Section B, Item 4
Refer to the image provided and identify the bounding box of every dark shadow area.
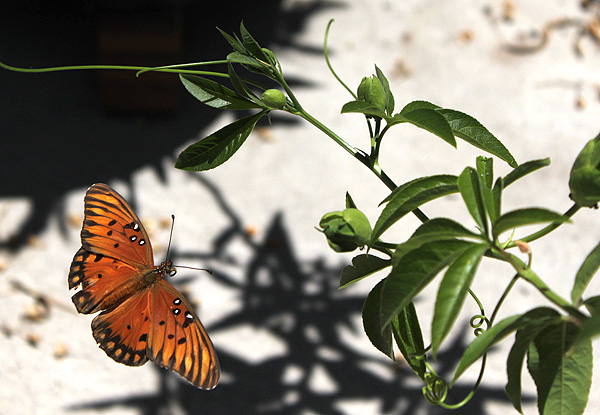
[3,3,534,412]
[0,0,345,249]
[66,175,533,415]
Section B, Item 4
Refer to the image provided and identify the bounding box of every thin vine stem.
[297,107,431,224]
[0,60,228,77]
[323,19,375,143]
[429,268,525,410]
[490,274,520,326]
[439,355,487,410]
[134,61,228,76]
[431,289,488,409]
[320,19,429,222]
[323,19,356,99]
[272,71,305,114]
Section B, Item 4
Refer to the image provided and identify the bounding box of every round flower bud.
[261,89,287,109]
[357,75,386,112]
[319,208,372,252]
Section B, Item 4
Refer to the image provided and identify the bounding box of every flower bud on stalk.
[261,89,287,109]
[319,208,372,252]
[357,75,386,113]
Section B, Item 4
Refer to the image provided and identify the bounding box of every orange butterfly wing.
[69,183,152,314]
[69,247,142,314]
[68,183,220,389]
[90,288,152,366]
[79,183,154,267]
[147,279,220,389]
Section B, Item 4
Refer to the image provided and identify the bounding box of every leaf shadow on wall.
[66,175,534,415]
[0,0,344,250]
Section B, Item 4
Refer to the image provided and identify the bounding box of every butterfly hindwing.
[91,289,152,367]
[147,279,220,390]
[82,183,153,268]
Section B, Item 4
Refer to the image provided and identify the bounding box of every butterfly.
[68,183,220,389]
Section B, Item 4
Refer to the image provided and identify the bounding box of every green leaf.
[371,175,459,245]
[504,308,561,413]
[180,74,261,110]
[476,157,498,221]
[226,51,266,69]
[363,279,393,358]
[503,158,551,188]
[239,21,268,62]
[476,156,494,188]
[340,254,391,288]
[399,100,441,113]
[392,301,426,378]
[572,310,600,359]
[437,108,518,168]
[390,108,456,147]
[569,132,600,207]
[227,63,260,104]
[374,65,395,116]
[175,111,266,171]
[491,177,503,222]
[458,167,488,234]
[492,208,569,240]
[381,240,475,328]
[582,295,600,313]
[452,308,560,384]
[345,192,357,209]
[217,27,245,54]
[572,241,600,305]
[412,217,482,239]
[431,245,488,355]
[394,218,483,262]
[341,100,388,119]
[528,322,592,415]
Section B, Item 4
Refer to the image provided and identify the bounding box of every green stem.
[134,61,228,76]
[297,110,430,222]
[371,119,382,160]
[298,111,362,159]
[496,250,586,319]
[370,240,395,257]
[468,289,486,319]
[0,60,228,77]
[438,279,518,410]
[268,66,306,114]
[506,203,580,247]
[489,275,519,325]
[323,19,357,100]
[437,276,520,409]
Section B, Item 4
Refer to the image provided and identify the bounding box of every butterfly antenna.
[166,214,175,262]
[173,265,213,275]
[167,215,212,275]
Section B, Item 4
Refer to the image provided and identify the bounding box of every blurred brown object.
[97,8,182,113]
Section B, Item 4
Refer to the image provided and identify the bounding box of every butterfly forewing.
[69,247,141,314]
[82,183,153,268]
[148,279,220,390]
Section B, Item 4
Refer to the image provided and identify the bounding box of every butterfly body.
[68,183,219,389]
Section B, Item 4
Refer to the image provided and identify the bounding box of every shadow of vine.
[66,176,533,415]
[0,0,344,249]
